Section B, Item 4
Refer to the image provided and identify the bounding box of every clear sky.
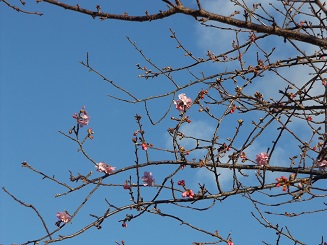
[1,1,326,244]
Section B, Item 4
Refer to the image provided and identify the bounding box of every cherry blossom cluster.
[142,171,155,186]
[238,152,269,166]
[122,172,155,190]
[95,162,115,174]
[72,106,90,127]
[255,152,269,166]
[227,239,234,245]
[69,106,95,139]
[178,180,194,199]
[174,93,192,111]
[315,159,327,170]
[55,211,71,226]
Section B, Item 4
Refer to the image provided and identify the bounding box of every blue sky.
[1,1,326,244]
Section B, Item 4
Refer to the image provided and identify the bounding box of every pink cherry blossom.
[179,93,192,107]
[72,106,90,127]
[142,171,155,186]
[174,93,192,111]
[174,100,185,111]
[56,211,71,223]
[182,189,194,198]
[256,152,269,166]
[142,143,148,150]
[315,159,327,169]
[96,162,115,174]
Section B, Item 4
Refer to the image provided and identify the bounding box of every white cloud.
[179,120,214,147]
[164,120,215,152]
[194,166,234,190]
[195,0,261,53]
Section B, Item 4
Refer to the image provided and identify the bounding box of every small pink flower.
[230,104,236,114]
[179,93,192,107]
[315,159,327,169]
[142,143,148,150]
[227,240,234,245]
[174,100,185,111]
[182,189,194,198]
[72,106,90,127]
[142,171,155,186]
[56,211,71,223]
[240,152,246,159]
[174,93,192,111]
[256,152,269,166]
[96,162,115,174]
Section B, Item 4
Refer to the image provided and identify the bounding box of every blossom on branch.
[182,189,194,199]
[315,159,327,170]
[230,104,237,114]
[142,171,155,186]
[96,162,115,174]
[56,211,71,225]
[72,106,90,127]
[255,152,269,166]
[174,93,192,111]
[142,142,148,151]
